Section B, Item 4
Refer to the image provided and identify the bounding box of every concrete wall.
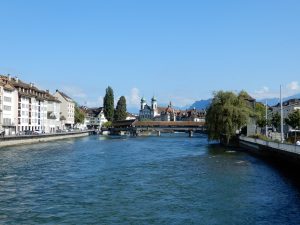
[0,132,89,148]
[240,136,300,155]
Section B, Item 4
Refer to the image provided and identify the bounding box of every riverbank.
[239,136,300,167]
[0,131,90,148]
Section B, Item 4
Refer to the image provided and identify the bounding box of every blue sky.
[1,0,300,111]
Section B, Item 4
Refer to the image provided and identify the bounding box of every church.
[139,97,176,121]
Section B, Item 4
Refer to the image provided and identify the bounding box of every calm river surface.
[0,134,300,224]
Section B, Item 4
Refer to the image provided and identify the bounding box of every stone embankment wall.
[0,132,90,148]
[239,136,300,166]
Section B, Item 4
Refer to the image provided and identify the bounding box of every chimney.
[15,76,19,83]
[7,74,11,81]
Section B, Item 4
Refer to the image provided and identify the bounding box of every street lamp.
[280,85,284,143]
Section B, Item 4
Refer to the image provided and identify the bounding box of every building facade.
[0,75,63,135]
[54,90,75,129]
[139,97,160,120]
[0,79,18,135]
[80,106,107,130]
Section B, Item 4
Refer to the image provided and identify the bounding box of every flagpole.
[265,100,268,136]
[280,85,284,143]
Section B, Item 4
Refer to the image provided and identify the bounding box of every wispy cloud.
[287,81,300,91]
[251,81,300,99]
[126,87,141,108]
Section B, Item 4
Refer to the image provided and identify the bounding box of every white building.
[80,106,107,129]
[44,94,61,133]
[139,97,159,120]
[54,90,75,129]
[0,75,63,134]
[271,99,300,133]
[126,113,138,120]
[271,99,300,119]
[0,79,18,135]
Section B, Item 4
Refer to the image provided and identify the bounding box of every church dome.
[151,96,157,102]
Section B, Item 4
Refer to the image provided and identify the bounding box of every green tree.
[75,106,85,125]
[103,121,112,128]
[103,86,114,121]
[114,96,127,121]
[271,112,281,130]
[285,110,300,129]
[255,102,269,128]
[285,110,300,143]
[206,91,252,145]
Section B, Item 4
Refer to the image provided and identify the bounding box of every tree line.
[103,86,127,122]
[74,86,127,125]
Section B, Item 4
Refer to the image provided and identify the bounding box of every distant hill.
[188,99,212,110]
[258,93,300,106]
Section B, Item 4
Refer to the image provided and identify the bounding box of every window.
[3,118,11,125]
[4,96,11,102]
[3,105,11,111]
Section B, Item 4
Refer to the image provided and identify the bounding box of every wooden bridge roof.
[134,121,205,128]
[112,120,205,128]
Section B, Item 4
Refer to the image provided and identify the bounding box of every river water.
[0,134,300,224]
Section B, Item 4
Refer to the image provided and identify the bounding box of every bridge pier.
[157,131,161,137]
[189,130,193,138]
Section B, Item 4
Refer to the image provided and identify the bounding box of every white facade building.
[0,81,18,135]
[45,96,61,133]
[80,107,107,129]
[0,75,62,135]
[139,97,159,120]
[54,90,75,129]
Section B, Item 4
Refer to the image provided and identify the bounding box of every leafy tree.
[103,121,112,128]
[271,112,281,130]
[75,106,85,125]
[255,102,269,128]
[206,91,252,145]
[103,86,114,121]
[114,96,127,121]
[285,110,300,143]
[285,110,300,129]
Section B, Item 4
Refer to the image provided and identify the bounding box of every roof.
[56,90,74,103]
[80,106,104,117]
[134,121,205,127]
[0,75,61,103]
[127,112,137,117]
[273,98,300,108]
[112,120,205,128]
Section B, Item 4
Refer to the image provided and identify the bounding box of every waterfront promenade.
[240,136,300,155]
[0,131,91,148]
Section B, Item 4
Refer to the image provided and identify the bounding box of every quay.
[0,131,94,148]
[239,136,300,166]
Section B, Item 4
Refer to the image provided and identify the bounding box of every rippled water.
[0,134,300,224]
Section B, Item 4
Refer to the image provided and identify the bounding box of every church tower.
[141,97,146,110]
[151,96,158,117]
[151,96,157,110]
